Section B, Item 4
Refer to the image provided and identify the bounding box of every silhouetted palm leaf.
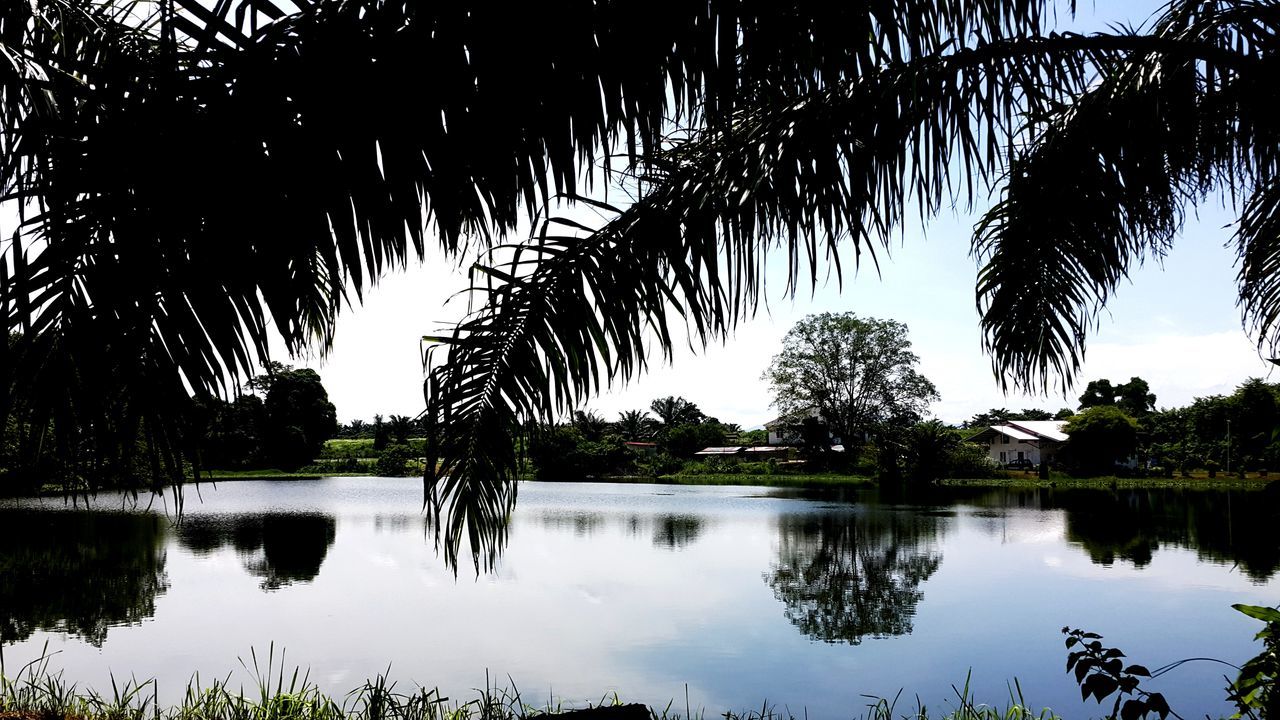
[7,0,1278,571]
[975,0,1277,392]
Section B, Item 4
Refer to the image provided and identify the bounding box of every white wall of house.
[984,436,1043,465]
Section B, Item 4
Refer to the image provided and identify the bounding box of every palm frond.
[974,0,1276,393]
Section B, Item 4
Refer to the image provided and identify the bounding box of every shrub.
[374,444,416,477]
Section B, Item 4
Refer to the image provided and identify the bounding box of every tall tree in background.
[766,313,938,451]
[648,397,705,428]
[253,364,338,471]
[1079,377,1157,417]
[614,410,656,442]
[4,0,1277,567]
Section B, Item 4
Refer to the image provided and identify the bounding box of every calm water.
[1,478,1277,719]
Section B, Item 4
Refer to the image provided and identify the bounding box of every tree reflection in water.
[969,486,1280,582]
[174,513,336,590]
[0,510,167,647]
[765,508,943,644]
[651,514,703,550]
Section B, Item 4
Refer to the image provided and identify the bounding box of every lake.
[1,478,1277,719]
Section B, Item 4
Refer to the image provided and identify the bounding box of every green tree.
[1078,377,1156,417]
[255,365,338,470]
[614,410,657,441]
[965,408,1012,429]
[662,423,727,459]
[386,414,418,445]
[571,410,610,441]
[649,397,704,428]
[372,415,389,451]
[1078,379,1118,410]
[902,420,960,481]
[200,395,267,468]
[1063,406,1140,476]
[766,313,938,453]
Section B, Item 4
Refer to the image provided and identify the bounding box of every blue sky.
[292,186,1274,428]
[278,1,1278,428]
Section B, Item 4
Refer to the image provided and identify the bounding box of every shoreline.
[5,470,1273,501]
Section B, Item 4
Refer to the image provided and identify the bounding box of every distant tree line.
[527,396,756,481]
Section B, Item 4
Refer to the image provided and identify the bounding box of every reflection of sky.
[3,479,1276,720]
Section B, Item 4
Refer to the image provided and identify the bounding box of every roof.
[1008,420,1069,442]
[965,420,1069,444]
[694,446,746,456]
[991,424,1039,441]
[623,441,657,448]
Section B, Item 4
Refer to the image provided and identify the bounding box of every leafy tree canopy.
[1078,377,1157,417]
[649,397,705,427]
[1063,406,1140,476]
[256,363,339,471]
[766,313,938,449]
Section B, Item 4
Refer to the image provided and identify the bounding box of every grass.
[942,474,1275,491]
[0,648,1062,720]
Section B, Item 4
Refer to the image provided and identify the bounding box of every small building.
[966,420,1069,467]
[764,418,798,446]
[693,446,746,457]
[624,441,658,457]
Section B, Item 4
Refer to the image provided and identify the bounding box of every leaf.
[1082,673,1119,702]
[1233,604,1280,624]
[1120,699,1147,720]
[1124,664,1151,677]
[1067,650,1084,671]
[1146,692,1171,719]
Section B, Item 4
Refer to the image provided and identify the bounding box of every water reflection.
[651,514,703,550]
[970,487,1280,581]
[174,514,336,590]
[765,508,943,645]
[535,510,606,538]
[0,510,167,646]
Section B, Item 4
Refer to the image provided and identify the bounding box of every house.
[966,420,1069,467]
[764,417,799,446]
[764,409,845,446]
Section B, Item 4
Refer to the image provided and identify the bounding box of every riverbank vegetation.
[0,661,1058,720]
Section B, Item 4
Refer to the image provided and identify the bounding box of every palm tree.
[346,419,368,438]
[648,397,705,428]
[386,415,417,445]
[570,410,609,442]
[4,0,1275,568]
[614,410,656,442]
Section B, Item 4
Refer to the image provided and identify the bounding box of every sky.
[282,198,1276,429]
[276,1,1277,429]
[8,0,1276,429]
